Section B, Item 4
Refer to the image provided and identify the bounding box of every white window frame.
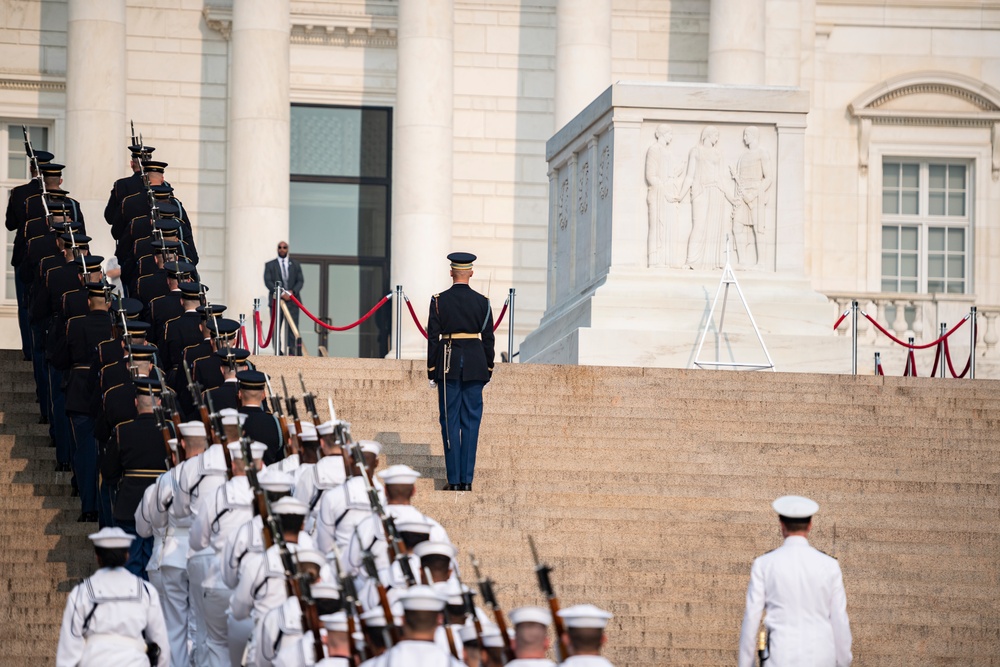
[880,158,972,295]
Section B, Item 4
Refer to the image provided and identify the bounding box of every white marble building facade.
[1,0,999,372]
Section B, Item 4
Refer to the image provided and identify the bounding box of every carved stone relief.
[558,178,570,230]
[644,124,683,268]
[598,146,610,200]
[578,161,590,213]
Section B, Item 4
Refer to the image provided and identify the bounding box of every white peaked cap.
[772,495,819,519]
[226,441,267,459]
[360,607,389,627]
[178,421,207,437]
[295,549,326,568]
[320,611,348,632]
[298,421,318,442]
[89,527,135,549]
[377,464,421,485]
[399,585,446,612]
[480,623,507,648]
[271,497,309,516]
[358,440,381,456]
[558,604,614,629]
[509,606,552,627]
[219,408,246,426]
[311,581,340,600]
[257,467,294,492]
[316,420,336,436]
[459,621,479,644]
[395,520,432,535]
[413,541,456,559]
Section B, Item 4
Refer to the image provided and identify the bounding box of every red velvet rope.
[493,299,508,332]
[286,292,390,331]
[255,299,276,348]
[875,359,884,376]
[943,338,972,379]
[238,325,248,350]
[832,309,851,330]
[862,312,969,350]
[928,342,941,377]
[404,296,428,339]
[903,349,918,377]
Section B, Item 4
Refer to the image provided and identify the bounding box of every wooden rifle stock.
[154,406,176,469]
[470,552,514,662]
[529,535,570,660]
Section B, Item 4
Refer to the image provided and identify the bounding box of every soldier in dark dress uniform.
[202,347,250,411]
[102,377,172,578]
[104,143,154,233]
[237,369,285,465]
[426,252,495,491]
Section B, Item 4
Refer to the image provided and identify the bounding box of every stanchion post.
[252,298,260,355]
[395,284,402,360]
[507,288,515,363]
[907,337,915,376]
[851,300,858,376]
[970,306,977,379]
[274,283,284,356]
[239,313,246,350]
[938,323,946,378]
[874,351,880,376]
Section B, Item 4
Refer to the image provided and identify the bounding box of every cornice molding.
[0,76,65,92]
[203,4,397,46]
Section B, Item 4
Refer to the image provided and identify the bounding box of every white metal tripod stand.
[692,236,775,371]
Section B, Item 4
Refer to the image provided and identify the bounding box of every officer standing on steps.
[426,252,495,492]
[738,495,853,667]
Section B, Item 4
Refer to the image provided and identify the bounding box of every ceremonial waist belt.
[84,633,147,651]
[441,333,480,341]
[72,363,90,370]
[124,469,164,479]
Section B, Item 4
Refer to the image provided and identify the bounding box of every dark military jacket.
[426,283,495,383]
[105,171,145,232]
[240,405,285,465]
[204,381,238,413]
[147,291,183,345]
[51,310,114,413]
[135,269,169,307]
[104,413,170,522]
[6,179,40,267]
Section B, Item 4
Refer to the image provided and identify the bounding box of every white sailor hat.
[558,604,614,629]
[358,440,381,456]
[360,606,395,628]
[413,541,456,560]
[509,606,552,627]
[395,520,432,535]
[377,464,421,485]
[294,548,326,568]
[178,421,207,438]
[226,441,267,459]
[298,421,318,442]
[480,623,509,648]
[167,438,179,452]
[316,420,336,436]
[432,580,464,606]
[219,408,247,426]
[320,611,349,633]
[311,581,340,600]
[89,527,135,549]
[272,497,309,516]
[257,467,294,492]
[459,622,479,644]
[772,495,819,519]
[399,585,446,612]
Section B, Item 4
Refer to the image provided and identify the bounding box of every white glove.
[428,380,437,389]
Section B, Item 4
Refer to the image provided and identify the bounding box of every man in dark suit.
[426,252,495,492]
[263,240,304,355]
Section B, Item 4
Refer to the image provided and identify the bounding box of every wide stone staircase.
[0,349,998,665]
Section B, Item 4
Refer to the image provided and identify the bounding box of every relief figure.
[730,126,772,267]
[678,125,727,269]
[645,124,683,267]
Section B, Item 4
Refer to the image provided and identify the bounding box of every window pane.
[883,162,900,188]
[947,255,964,279]
[946,281,964,294]
[290,182,388,258]
[882,226,898,248]
[928,165,946,189]
[881,279,897,292]
[901,192,918,215]
[947,192,965,217]
[928,192,945,216]
[882,192,898,215]
[290,107,390,178]
[882,254,898,277]
[928,280,944,293]
[928,228,945,252]
[901,227,919,250]
[901,164,919,188]
[948,165,966,190]
[947,227,964,250]
[900,255,918,278]
[900,280,918,293]
[327,264,389,358]
[928,255,944,278]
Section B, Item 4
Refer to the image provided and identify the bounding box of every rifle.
[329,542,368,664]
[327,397,355,479]
[265,376,292,454]
[300,372,321,428]
[120,307,136,378]
[184,361,214,444]
[427,565,460,659]
[22,125,52,225]
[153,361,185,463]
[454,560,484,653]
[130,120,137,148]
[350,442,416,587]
[281,376,302,455]
[239,430,325,663]
[528,535,569,661]
[205,392,233,479]
[359,537,400,646]
[152,395,175,469]
[470,552,514,662]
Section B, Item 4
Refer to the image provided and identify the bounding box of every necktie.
[281,258,288,284]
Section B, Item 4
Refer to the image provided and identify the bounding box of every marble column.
[555,0,612,130]
[226,0,291,318]
[708,0,765,85]
[765,0,803,86]
[392,0,453,358]
[65,0,126,262]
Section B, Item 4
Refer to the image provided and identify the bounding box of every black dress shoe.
[458,483,471,491]
[54,462,71,472]
[38,415,48,425]
[77,512,98,523]
[442,484,455,491]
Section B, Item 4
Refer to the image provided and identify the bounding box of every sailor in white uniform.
[56,527,171,667]
[255,580,340,666]
[314,441,383,555]
[358,585,465,667]
[556,604,615,666]
[738,495,853,667]
[506,606,557,666]
[315,611,354,667]
[221,468,295,591]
